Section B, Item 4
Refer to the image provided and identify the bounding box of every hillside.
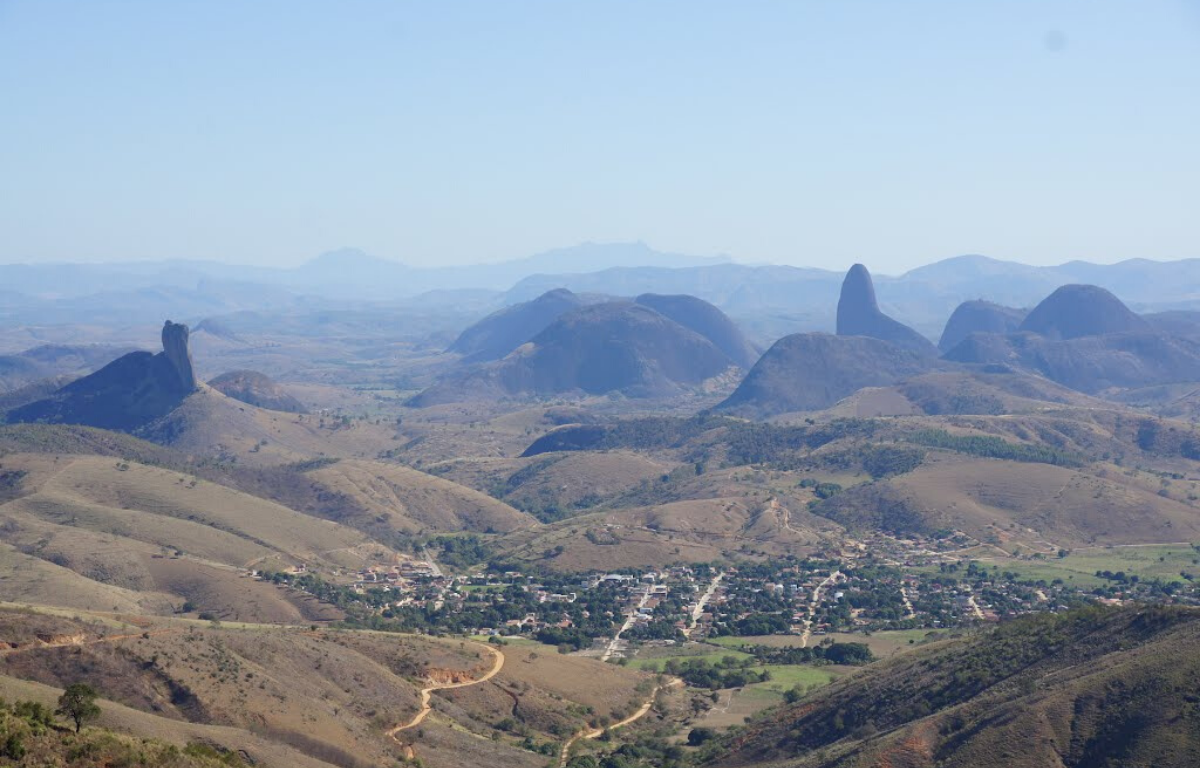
[303,458,536,535]
[716,333,936,418]
[0,694,274,768]
[0,606,656,768]
[0,452,391,620]
[411,302,737,405]
[707,606,1200,768]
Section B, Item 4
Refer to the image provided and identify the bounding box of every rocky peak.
[161,321,197,392]
[835,264,937,356]
[836,263,879,328]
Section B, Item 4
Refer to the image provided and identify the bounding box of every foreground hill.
[411,301,738,405]
[0,694,275,768]
[448,288,586,363]
[707,606,1200,768]
[7,322,198,431]
[836,264,937,356]
[716,333,936,417]
[0,606,657,768]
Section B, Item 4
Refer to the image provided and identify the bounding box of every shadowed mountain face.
[716,332,936,417]
[633,293,759,368]
[448,288,585,363]
[411,301,735,405]
[207,370,307,413]
[1019,284,1150,340]
[837,264,937,355]
[938,299,1027,352]
[6,321,200,431]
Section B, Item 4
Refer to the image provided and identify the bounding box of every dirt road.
[388,641,505,735]
[557,678,682,767]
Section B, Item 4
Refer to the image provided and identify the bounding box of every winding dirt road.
[557,679,682,767]
[387,641,505,736]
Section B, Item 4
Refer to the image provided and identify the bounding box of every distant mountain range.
[0,241,727,303]
[7,246,1200,355]
[504,253,1200,339]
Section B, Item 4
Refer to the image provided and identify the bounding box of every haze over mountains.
[9,244,1200,343]
[6,246,1200,768]
[412,298,745,405]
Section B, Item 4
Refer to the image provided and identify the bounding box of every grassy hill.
[706,606,1200,768]
[506,407,1200,561]
[0,450,396,620]
[303,458,536,535]
[0,606,655,768]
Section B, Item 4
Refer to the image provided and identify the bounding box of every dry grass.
[0,607,655,768]
[889,455,1200,547]
[307,459,535,535]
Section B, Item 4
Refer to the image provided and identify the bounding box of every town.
[259,531,1200,666]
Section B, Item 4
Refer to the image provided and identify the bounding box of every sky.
[1,1,1198,272]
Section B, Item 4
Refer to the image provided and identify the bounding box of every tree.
[56,683,101,733]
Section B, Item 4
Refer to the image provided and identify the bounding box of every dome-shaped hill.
[411,301,735,406]
[837,264,937,356]
[1019,284,1149,340]
[716,332,937,418]
[449,288,584,363]
[208,370,307,413]
[634,293,759,367]
[938,300,1026,352]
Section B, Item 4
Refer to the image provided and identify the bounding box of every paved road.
[800,571,843,648]
[601,588,653,662]
[683,572,724,639]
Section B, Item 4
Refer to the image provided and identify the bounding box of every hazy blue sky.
[1,1,1197,271]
